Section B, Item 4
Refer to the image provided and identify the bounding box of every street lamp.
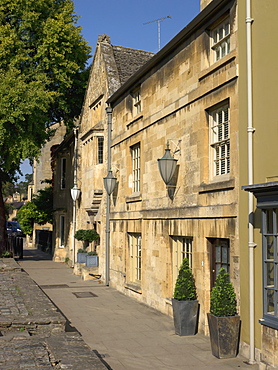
[103,170,117,196]
[103,105,116,286]
[71,127,80,267]
[71,186,80,201]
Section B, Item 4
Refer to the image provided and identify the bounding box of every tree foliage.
[17,201,38,235]
[17,186,53,235]
[210,268,237,317]
[173,258,197,301]
[0,0,91,249]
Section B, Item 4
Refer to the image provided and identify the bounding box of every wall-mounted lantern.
[157,143,178,185]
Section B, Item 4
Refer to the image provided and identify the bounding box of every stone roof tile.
[112,45,155,85]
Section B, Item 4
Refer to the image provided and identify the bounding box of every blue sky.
[73,0,200,55]
[19,0,200,181]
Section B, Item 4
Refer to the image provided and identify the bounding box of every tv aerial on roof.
[143,16,171,51]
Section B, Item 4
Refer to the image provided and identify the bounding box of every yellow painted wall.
[238,0,278,364]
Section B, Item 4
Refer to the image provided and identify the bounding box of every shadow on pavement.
[18,247,53,261]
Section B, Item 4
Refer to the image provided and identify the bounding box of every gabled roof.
[97,34,154,97]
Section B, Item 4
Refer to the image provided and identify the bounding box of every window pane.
[225,23,230,36]
[215,246,221,262]
[266,262,274,286]
[216,264,221,275]
[222,246,228,263]
[266,289,275,314]
[267,236,274,260]
[267,209,273,234]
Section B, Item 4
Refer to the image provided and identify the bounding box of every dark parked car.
[6,221,23,237]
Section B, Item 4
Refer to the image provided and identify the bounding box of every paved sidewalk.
[19,248,259,370]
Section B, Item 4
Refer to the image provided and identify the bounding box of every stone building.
[27,122,67,249]
[51,0,278,367]
[52,35,154,263]
[52,130,75,261]
[107,0,238,337]
[104,0,278,367]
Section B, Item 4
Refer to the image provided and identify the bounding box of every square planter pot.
[77,252,88,263]
[172,299,199,336]
[86,255,98,267]
[207,313,240,358]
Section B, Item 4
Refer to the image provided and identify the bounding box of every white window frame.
[132,88,142,116]
[59,215,65,248]
[209,104,230,177]
[131,144,140,193]
[211,19,230,62]
[128,233,142,283]
[172,236,193,292]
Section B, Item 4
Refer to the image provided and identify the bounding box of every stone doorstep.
[73,263,102,281]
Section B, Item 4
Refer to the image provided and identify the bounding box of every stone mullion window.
[210,105,230,177]
[172,236,193,292]
[128,233,142,283]
[131,144,140,193]
[132,88,142,116]
[211,19,230,61]
[97,137,104,164]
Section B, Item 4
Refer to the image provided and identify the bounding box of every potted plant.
[74,229,99,248]
[172,258,199,336]
[86,250,98,267]
[207,268,240,359]
[76,248,88,263]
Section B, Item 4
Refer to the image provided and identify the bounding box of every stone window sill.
[199,50,236,81]
[125,283,142,294]
[198,178,235,194]
[127,115,143,129]
[126,193,142,203]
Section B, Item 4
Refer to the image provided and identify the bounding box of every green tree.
[2,181,15,198]
[17,186,53,235]
[0,0,91,251]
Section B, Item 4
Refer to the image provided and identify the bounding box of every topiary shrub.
[87,250,97,256]
[210,268,237,317]
[74,229,99,243]
[173,258,197,301]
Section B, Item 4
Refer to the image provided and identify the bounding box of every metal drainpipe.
[105,106,113,286]
[72,127,78,266]
[246,0,256,364]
